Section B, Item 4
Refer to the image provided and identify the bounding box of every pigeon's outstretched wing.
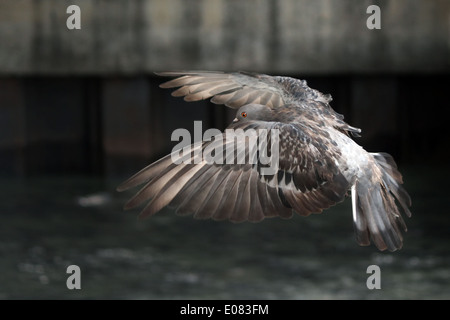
[117,120,351,222]
[158,71,361,136]
[157,71,332,109]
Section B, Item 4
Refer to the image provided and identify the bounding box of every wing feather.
[119,112,350,223]
[157,71,331,110]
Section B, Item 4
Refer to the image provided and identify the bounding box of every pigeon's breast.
[327,129,371,182]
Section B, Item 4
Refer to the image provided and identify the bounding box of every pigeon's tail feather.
[351,152,411,252]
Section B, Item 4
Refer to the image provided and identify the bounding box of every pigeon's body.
[118,71,411,252]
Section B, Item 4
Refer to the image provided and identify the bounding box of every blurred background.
[0,0,449,299]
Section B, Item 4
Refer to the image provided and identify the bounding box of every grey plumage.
[118,71,411,252]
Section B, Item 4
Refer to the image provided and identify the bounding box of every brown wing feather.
[118,119,350,222]
[156,71,328,110]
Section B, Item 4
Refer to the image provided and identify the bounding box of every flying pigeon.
[117,71,412,252]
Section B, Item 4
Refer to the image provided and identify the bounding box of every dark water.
[1,166,449,299]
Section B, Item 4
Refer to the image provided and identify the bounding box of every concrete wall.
[0,0,448,75]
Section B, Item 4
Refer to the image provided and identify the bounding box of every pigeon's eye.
[241,112,247,118]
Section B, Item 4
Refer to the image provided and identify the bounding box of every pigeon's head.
[233,104,274,123]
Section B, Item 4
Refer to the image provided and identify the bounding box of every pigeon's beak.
[232,118,239,123]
